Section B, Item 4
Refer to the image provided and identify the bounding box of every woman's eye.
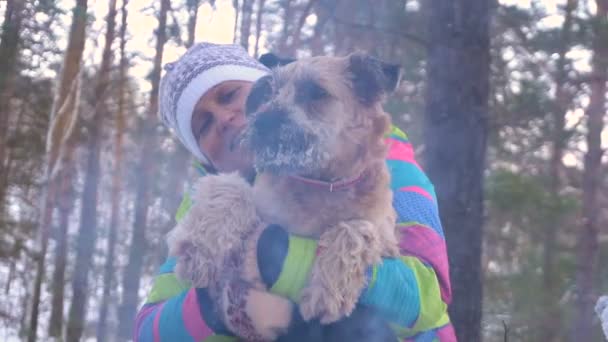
[219,88,239,104]
[198,114,213,139]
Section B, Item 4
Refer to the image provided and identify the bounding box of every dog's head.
[244,53,400,176]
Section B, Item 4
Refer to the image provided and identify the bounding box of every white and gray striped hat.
[159,43,269,163]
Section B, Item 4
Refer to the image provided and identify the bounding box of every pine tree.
[423,1,490,340]
[573,0,607,339]
[239,0,254,50]
[541,2,577,340]
[0,0,26,216]
[65,0,118,339]
[25,1,89,341]
[96,1,129,341]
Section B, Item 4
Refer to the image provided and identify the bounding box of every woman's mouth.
[229,129,246,151]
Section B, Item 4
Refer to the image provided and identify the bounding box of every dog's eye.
[296,80,329,104]
[308,83,328,101]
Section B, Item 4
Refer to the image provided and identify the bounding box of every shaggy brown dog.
[244,53,400,323]
[167,52,401,335]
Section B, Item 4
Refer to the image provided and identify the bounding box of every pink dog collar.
[288,170,368,192]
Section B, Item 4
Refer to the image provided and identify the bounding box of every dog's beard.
[243,119,327,175]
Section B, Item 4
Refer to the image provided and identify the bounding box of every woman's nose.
[219,109,244,132]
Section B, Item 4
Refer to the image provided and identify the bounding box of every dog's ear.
[259,53,296,69]
[348,53,401,105]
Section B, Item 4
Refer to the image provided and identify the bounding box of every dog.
[244,52,401,322]
[167,52,401,340]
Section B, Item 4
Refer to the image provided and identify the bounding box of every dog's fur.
[167,52,401,339]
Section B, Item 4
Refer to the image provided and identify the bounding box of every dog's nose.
[254,110,286,133]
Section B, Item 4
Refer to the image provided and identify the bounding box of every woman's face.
[191,80,255,177]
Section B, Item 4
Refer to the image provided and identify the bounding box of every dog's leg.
[299,220,387,324]
[167,172,261,287]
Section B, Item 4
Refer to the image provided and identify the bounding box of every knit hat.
[159,43,269,163]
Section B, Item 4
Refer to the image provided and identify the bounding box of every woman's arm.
[135,189,298,342]
[253,127,455,340]
[133,257,236,341]
[136,127,455,341]
[134,192,237,342]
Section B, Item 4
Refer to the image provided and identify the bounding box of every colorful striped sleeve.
[384,127,455,341]
[134,256,237,341]
[134,182,237,342]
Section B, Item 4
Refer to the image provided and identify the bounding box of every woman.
[135,42,455,341]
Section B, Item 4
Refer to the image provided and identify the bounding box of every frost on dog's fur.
[167,172,261,287]
[242,107,333,176]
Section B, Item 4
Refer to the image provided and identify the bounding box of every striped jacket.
[135,126,456,341]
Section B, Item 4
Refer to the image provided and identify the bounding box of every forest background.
[0,0,606,341]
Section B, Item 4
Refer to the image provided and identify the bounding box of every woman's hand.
[213,227,296,341]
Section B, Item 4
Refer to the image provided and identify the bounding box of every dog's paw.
[299,220,385,323]
[300,283,360,324]
[299,284,340,323]
[168,234,216,287]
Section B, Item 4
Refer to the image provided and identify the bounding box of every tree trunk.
[48,153,77,338]
[541,1,576,341]
[277,0,293,54]
[572,0,607,340]
[233,0,240,44]
[310,1,333,56]
[286,0,318,55]
[19,255,33,338]
[332,11,349,55]
[253,0,266,58]
[65,0,117,341]
[186,0,201,48]
[96,1,129,341]
[26,1,88,341]
[26,181,55,342]
[239,0,254,50]
[153,0,197,264]
[117,0,170,338]
[173,0,199,211]
[0,0,25,216]
[423,1,490,341]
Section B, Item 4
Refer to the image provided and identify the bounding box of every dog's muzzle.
[254,110,287,134]
[250,109,288,148]
[246,109,314,173]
